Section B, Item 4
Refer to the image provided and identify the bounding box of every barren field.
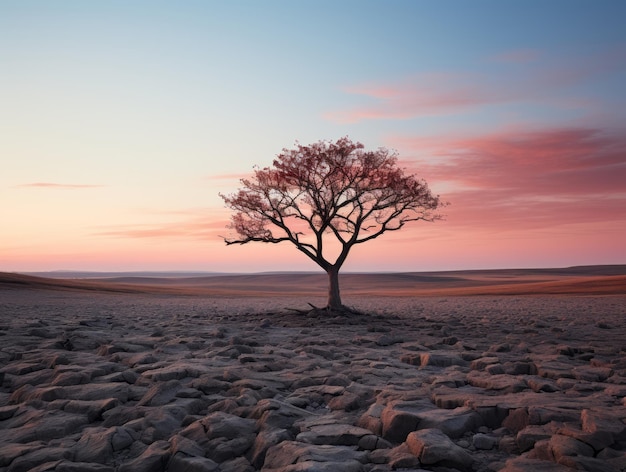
[1,267,625,471]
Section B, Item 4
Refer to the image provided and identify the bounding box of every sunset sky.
[2,1,625,273]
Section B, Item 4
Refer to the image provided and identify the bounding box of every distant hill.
[2,265,625,297]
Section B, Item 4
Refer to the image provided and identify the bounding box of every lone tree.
[220,137,444,311]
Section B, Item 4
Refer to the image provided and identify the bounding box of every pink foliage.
[221,137,442,268]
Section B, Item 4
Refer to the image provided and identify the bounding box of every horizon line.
[16,263,626,278]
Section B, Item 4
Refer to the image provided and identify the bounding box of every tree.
[220,137,444,311]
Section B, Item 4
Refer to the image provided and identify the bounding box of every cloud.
[93,214,230,241]
[325,49,626,123]
[17,182,104,189]
[393,126,626,230]
[325,72,490,123]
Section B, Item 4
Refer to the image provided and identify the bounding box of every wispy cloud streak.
[325,49,626,123]
[17,182,105,189]
[93,214,229,241]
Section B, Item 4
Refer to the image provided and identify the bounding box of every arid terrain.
[1,266,625,471]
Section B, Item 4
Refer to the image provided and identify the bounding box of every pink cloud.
[393,127,626,231]
[17,182,104,189]
[93,215,229,241]
[325,72,488,123]
[325,49,626,123]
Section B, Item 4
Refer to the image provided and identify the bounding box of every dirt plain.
[1,266,625,471]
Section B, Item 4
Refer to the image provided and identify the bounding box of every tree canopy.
[221,137,444,310]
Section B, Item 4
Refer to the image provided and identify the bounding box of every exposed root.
[287,303,364,317]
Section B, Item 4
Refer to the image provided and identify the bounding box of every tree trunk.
[326,267,343,310]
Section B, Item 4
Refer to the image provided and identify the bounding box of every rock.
[528,406,581,425]
[516,425,553,452]
[526,377,559,393]
[401,350,467,368]
[141,408,184,441]
[5,411,89,443]
[534,358,575,380]
[387,444,422,469]
[3,446,71,472]
[61,398,119,422]
[118,440,170,472]
[167,454,219,472]
[202,411,257,440]
[56,462,116,472]
[169,434,206,457]
[358,434,391,451]
[0,443,42,468]
[250,428,293,468]
[415,406,483,438]
[296,423,376,446]
[190,377,231,394]
[380,400,432,442]
[501,456,574,471]
[206,436,254,463]
[473,432,497,450]
[471,356,500,371]
[357,403,384,435]
[581,408,626,443]
[598,448,626,471]
[546,434,595,461]
[557,423,615,452]
[327,391,361,411]
[64,382,132,402]
[504,361,537,375]
[503,408,530,433]
[0,405,20,420]
[467,371,528,393]
[376,335,403,346]
[75,427,116,463]
[101,405,148,427]
[498,435,520,454]
[262,441,368,471]
[558,455,620,472]
[137,379,183,406]
[405,428,474,471]
[220,456,255,472]
[3,288,626,472]
[572,366,613,382]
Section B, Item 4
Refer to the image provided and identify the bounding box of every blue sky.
[1,1,625,272]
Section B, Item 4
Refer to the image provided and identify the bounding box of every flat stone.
[473,432,498,450]
[117,440,170,472]
[467,371,528,393]
[381,400,432,442]
[415,406,483,438]
[262,441,368,470]
[581,408,626,442]
[296,423,375,446]
[3,445,71,472]
[547,434,595,461]
[402,350,468,368]
[137,379,183,406]
[516,425,553,452]
[250,428,292,468]
[166,454,219,472]
[56,462,116,472]
[405,428,474,471]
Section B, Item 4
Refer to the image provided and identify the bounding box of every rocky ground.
[1,289,625,472]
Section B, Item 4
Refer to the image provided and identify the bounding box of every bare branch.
[219,137,446,308]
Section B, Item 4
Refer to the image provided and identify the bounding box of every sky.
[1,0,625,273]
